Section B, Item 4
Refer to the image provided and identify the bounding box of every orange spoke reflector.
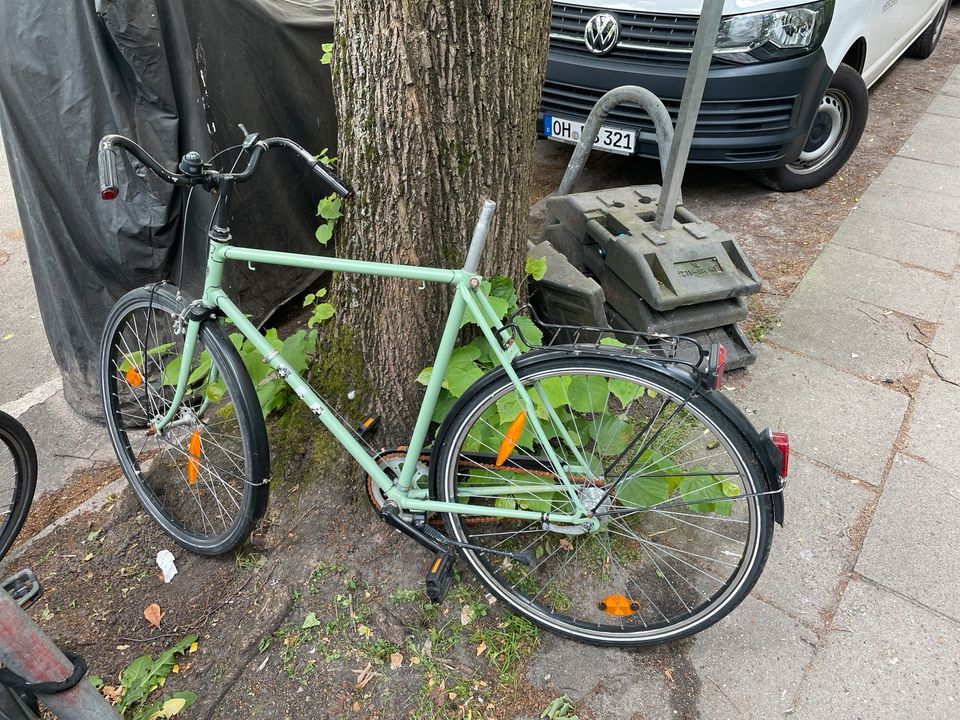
[597,594,640,616]
[125,366,143,388]
[495,410,527,467]
[187,430,202,485]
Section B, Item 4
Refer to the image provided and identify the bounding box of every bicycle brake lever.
[239,124,260,151]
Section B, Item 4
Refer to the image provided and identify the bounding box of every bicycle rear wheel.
[432,354,775,646]
[100,285,269,555]
[0,410,37,561]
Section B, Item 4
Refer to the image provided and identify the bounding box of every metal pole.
[656,0,725,231]
[556,86,675,197]
[0,589,120,719]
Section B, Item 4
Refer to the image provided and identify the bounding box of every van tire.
[758,64,868,192]
[907,0,949,59]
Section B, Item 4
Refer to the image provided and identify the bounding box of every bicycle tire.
[431,354,775,646]
[100,284,269,555]
[0,410,37,561]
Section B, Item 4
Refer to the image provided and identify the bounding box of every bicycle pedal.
[355,415,381,440]
[2,568,43,609]
[424,552,454,604]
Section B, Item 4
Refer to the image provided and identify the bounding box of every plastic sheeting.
[0,0,336,416]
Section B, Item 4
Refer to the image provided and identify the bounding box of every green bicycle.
[96,129,788,646]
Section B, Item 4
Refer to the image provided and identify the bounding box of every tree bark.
[328,1,550,443]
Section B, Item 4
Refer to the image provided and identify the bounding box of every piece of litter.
[156,550,178,583]
[257,656,269,672]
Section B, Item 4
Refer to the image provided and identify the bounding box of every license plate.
[544,115,636,155]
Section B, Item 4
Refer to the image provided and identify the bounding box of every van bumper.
[538,49,833,170]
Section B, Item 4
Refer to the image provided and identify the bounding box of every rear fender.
[430,346,785,524]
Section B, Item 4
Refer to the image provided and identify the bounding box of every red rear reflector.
[713,343,726,390]
[771,431,789,478]
[101,187,119,200]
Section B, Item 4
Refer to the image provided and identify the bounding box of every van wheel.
[907,0,949,59]
[758,64,868,192]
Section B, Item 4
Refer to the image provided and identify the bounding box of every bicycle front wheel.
[100,285,269,555]
[0,410,37,561]
[432,355,775,646]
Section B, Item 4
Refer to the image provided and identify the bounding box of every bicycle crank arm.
[379,502,532,565]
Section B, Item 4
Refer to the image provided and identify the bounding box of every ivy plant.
[417,259,730,515]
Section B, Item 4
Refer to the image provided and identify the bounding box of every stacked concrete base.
[530,184,761,368]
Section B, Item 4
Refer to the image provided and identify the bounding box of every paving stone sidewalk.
[525,63,960,720]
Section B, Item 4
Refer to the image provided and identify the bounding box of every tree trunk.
[328,1,551,443]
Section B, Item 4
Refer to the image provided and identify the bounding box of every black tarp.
[0,0,336,417]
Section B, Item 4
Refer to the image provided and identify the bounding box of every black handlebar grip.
[98,145,120,200]
[312,162,354,200]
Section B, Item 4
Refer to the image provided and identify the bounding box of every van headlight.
[715,1,834,63]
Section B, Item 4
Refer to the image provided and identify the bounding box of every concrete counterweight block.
[530,183,760,369]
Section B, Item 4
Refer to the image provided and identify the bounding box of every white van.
[540,0,951,190]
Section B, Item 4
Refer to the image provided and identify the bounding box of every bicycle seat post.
[462,200,497,274]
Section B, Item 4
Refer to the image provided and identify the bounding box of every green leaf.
[116,634,196,713]
[280,330,310,375]
[566,375,608,414]
[315,223,333,245]
[257,379,288,418]
[462,411,501,451]
[525,255,547,281]
[461,280,509,327]
[161,356,182,387]
[488,276,518,313]
[205,380,226,403]
[514,316,543,351]
[532,375,572,410]
[495,392,526,427]
[239,348,272,387]
[608,377,643,408]
[187,351,212,385]
[119,342,175,373]
[599,337,626,348]
[308,302,335,328]
[430,389,457,424]
[302,293,316,307]
[616,472,669,510]
[320,42,333,65]
[449,343,482,365]
[302,612,322,629]
[316,194,342,220]
[264,328,283,351]
[416,366,433,386]
[678,474,725,514]
[442,361,484,398]
[136,691,197,720]
[588,414,633,456]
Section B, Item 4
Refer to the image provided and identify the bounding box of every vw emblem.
[584,13,620,55]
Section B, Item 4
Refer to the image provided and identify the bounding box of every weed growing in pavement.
[88,634,198,719]
[233,547,266,572]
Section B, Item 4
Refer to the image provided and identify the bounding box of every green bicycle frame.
[151,202,592,526]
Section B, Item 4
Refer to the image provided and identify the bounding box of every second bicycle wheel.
[432,354,775,646]
[100,285,269,555]
[0,410,37,561]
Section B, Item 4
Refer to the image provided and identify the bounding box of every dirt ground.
[4,16,960,720]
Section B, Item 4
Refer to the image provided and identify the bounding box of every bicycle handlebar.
[97,133,354,200]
